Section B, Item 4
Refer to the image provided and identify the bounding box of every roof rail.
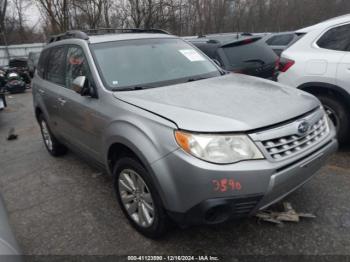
[48,30,89,43]
[48,28,170,43]
[84,28,170,35]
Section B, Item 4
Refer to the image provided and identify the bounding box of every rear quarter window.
[317,24,350,51]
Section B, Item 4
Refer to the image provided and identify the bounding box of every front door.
[56,46,105,163]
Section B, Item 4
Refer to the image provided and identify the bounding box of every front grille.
[261,115,329,161]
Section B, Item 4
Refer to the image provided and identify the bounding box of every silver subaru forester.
[32,29,337,238]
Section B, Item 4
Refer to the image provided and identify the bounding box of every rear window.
[222,41,276,69]
[266,34,295,46]
[317,24,350,51]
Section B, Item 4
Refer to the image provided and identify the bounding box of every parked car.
[5,72,26,94]
[278,14,350,143]
[27,52,41,78]
[185,34,279,80]
[7,59,31,86]
[33,29,337,238]
[8,58,28,69]
[263,32,300,56]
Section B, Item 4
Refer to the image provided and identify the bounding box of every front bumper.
[150,136,337,226]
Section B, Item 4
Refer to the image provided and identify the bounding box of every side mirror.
[72,76,86,94]
[72,76,97,98]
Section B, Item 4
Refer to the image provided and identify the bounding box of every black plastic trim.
[167,194,263,226]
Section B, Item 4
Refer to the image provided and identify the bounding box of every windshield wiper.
[112,86,148,92]
[186,77,208,82]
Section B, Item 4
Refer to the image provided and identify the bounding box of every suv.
[32,29,337,238]
[278,15,350,144]
[185,34,279,80]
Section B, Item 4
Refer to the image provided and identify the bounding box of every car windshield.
[90,38,221,91]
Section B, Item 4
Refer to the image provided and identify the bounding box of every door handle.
[38,89,45,95]
[57,98,67,106]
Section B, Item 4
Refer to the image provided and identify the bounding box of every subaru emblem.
[298,121,310,135]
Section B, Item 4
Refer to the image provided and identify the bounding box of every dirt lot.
[0,91,350,256]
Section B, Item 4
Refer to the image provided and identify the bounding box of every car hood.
[114,74,319,132]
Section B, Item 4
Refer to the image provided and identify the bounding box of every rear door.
[337,53,350,95]
[333,24,350,94]
[307,23,349,86]
[35,46,67,133]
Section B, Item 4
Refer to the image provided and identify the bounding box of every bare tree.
[6,0,350,43]
[12,0,31,40]
[35,0,70,33]
[72,0,104,29]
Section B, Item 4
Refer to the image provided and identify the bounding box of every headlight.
[175,130,264,164]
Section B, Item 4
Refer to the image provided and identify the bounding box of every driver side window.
[65,46,94,90]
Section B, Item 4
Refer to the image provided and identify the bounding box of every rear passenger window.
[37,49,49,78]
[317,24,350,51]
[46,47,66,85]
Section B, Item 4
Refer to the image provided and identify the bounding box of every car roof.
[297,14,350,33]
[88,33,177,44]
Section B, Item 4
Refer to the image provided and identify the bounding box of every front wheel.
[113,157,170,238]
[317,94,350,144]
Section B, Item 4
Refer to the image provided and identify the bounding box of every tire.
[113,157,170,238]
[317,94,350,144]
[38,114,67,156]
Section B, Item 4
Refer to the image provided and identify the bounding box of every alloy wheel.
[118,169,155,228]
[324,105,340,133]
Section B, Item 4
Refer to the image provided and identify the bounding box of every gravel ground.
[0,91,349,256]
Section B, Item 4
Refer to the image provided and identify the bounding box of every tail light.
[279,58,295,72]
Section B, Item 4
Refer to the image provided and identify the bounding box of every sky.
[24,2,42,29]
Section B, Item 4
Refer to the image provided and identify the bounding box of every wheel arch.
[106,138,170,209]
[107,141,148,175]
[297,82,350,109]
